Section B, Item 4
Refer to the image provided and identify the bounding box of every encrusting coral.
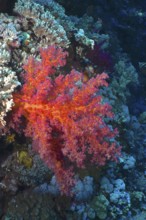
[10,45,121,195]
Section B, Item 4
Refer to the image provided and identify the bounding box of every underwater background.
[0,0,146,219]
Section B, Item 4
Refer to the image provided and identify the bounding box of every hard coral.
[10,45,120,194]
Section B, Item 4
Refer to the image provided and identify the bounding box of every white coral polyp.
[0,67,20,127]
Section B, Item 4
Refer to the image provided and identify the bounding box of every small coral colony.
[1,0,139,198]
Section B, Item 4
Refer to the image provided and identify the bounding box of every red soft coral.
[11,45,121,194]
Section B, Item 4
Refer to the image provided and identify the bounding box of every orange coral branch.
[11,45,121,195]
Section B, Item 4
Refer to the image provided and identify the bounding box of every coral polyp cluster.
[10,45,120,194]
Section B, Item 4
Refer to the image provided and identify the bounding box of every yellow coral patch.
[17,150,33,169]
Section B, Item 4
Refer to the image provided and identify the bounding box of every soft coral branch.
[10,45,121,195]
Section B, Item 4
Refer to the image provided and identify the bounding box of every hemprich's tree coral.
[10,45,121,195]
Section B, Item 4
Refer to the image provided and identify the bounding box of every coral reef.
[0,0,146,219]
